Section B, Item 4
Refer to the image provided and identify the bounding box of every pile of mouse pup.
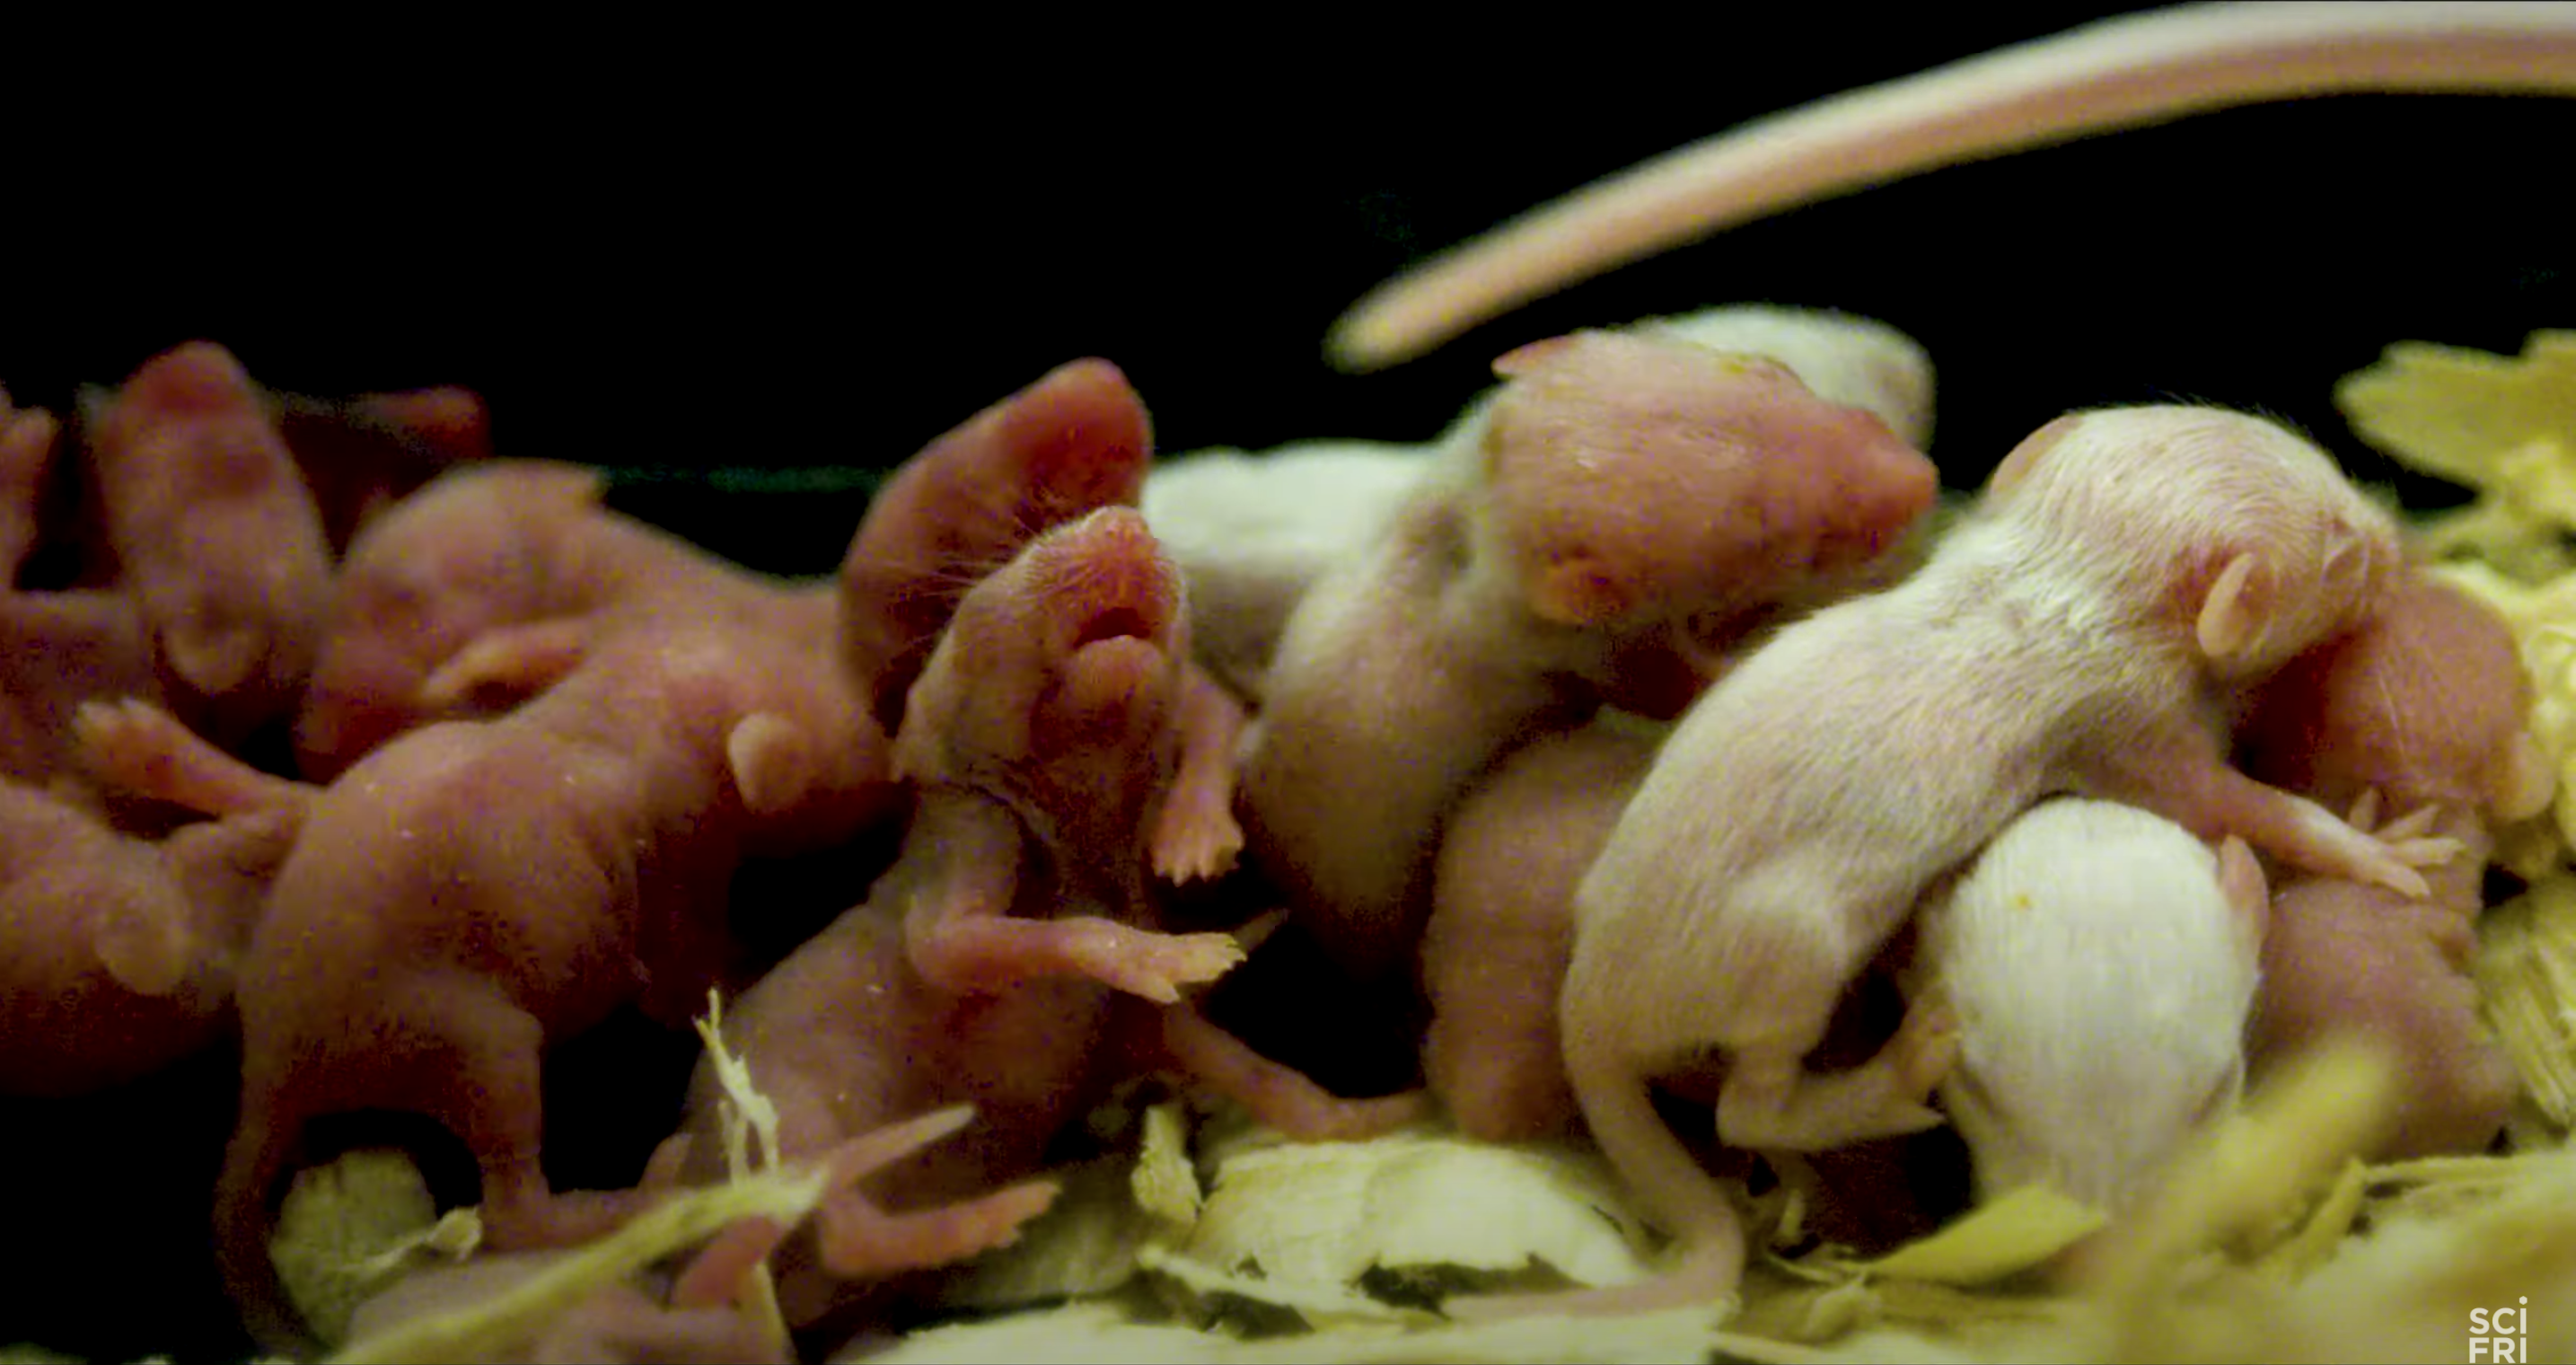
[0,313,2560,1365]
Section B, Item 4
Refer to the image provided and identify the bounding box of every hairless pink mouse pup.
[79,342,338,748]
[71,342,484,759]
[297,357,1156,787]
[0,735,295,1097]
[0,385,304,1096]
[1426,716,1947,1255]
[272,381,495,555]
[2238,572,2552,1158]
[95,590,892,1352]
[1331,4,2576,368]
[293,460,673,776]
[289,458,858,781]
[1533,406,2452,1317]
[0,394,161,785]
[1421,717,1657,1143]
[1242,333,1934,985]
[1147,308,1936,710]
[73,362,1153,1354]
[840,357,1156,740]
[658,506,1272,1331]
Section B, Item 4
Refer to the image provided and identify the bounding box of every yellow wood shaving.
[1267,1304,1721,1365]
[868,1297,1729,1365]
[2249,1158,2367,1281]
[694,987,782,1176]
[1709,1325,1993,1365]
[2337,331,2576,503]
[350,1209,481,1282]
[1853,1184,2108,1287]
[0,1347,88,1365]
[2076,1040,2396,1314]
[2477,875,2576,1132]
[940,1156,1156,1310]
[1174,1125,1653,1298]
[2339,330,2576,582]
[326,1158,840,1364]
[1732,1264,2077,1353]
[1783,1277,1878,1343]
[1133,1100,1202,1232]
[690,986,792,1362]
[268,1149,456,1348]
[1133,1241,1439,1330]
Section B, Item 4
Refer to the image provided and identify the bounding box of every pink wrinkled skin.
[223,359,1171,1357]
[198,360,1183,1352]
[840,358,1155,737]
[2238,573,2544,1158]
[666,507,1237,1334]
[295,460,792,780]
[1423,718,1656,1143]
[0,383,308,1096]
[82,343,337,746]
[198,594,893,1352]
[1242,331,1936,988]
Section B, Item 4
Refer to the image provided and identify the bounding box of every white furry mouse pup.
[1919,797,2266,1215]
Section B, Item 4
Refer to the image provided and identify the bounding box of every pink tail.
[212,1095,314,1354]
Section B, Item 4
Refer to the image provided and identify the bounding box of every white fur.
[1554,404,2403,1309]
[1640,306,1935,449]
[1921,797,2259,1213]
[1573,513,2194,1075]
[1140,441,1428,700]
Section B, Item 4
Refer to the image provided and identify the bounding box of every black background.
[11,9,2572,576]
